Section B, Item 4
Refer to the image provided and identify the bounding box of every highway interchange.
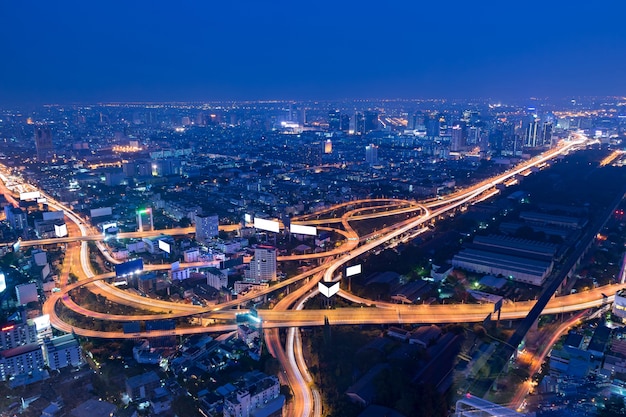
[2,133,613,417]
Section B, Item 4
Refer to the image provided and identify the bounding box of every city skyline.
[2,1,626,105]
[2,2,626,416]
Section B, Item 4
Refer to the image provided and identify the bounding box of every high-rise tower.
[34,126,53,160]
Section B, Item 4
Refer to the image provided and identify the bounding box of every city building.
[247,246,277,282]
[324,139,332,154]
[15,283,39,305]
[363,110,379,132]
[43,334,83,370]
[451,235,557,286]
[4,206,27,230]
[205,267,227,290]
[126,371,161,401]
[223,371,284,417]
[0,343,45,381]
[450,123,465,152]
[365,144,378,165]
[613,289,626,322]
[34,126,54,160]
[0,320,37,350]
[452,247,553,286]
[69,399,116,417]
[328,110,341,131]
[195,213,219,244]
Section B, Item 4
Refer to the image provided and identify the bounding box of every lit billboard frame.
[290,224,317,236]
[346,264,362,277]
[54,223,68,238]
[20,191,41,201]
[158,240,171,254]
[318,282,340,298]
[254,217,280,233]
[101,222,118,235]
[32,314,50,331]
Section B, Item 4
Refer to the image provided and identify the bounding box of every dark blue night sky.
[1,0,626,104]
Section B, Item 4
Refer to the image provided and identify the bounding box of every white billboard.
[0,273,5,293]
[32,314,50,331]
[20,191,41,201]
[54,223,68,238]
[101,222,118,234]
[37,198,47,204]
[158,240,171,254]
[244,213,252,224]
[318,282,340,298]
[346,264,362,277]
[43,211,64,221]
[254,217,280,233]
[290,224,317,236]
[90,207,112,218]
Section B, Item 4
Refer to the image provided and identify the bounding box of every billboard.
[254,217,280,233]
[12,240,21,252]
[54,223,68,238]
[20,191,41,201]
[90,207,113,218]
[43,211,64,221]
[244,213,252,224]
[290,224,317,236]
[158,240,171,254]
[0,273,5,293]
[346,264,362,277]
[318,281,340,298]
[115,258,144,277]
[171,261,180,271]
[31,314,50,331]
[101,222,118,234]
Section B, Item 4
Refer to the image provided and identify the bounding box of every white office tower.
[249,246,277,282]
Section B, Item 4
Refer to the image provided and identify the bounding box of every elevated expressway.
[45,277,622,339]
[41,135,595,338]
[7,135,594,417]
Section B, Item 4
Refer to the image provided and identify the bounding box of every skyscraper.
[525,120,539,147]
[541,122,553,146]
[364,110,379,133]
[324,139,332,154]
[34,126,53,160]
[328,110,341,131]
[249,246,277,282]
[340,114,351,133]
[365,144,378,165]
[354,112,365,135]
[451,124,465,152]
